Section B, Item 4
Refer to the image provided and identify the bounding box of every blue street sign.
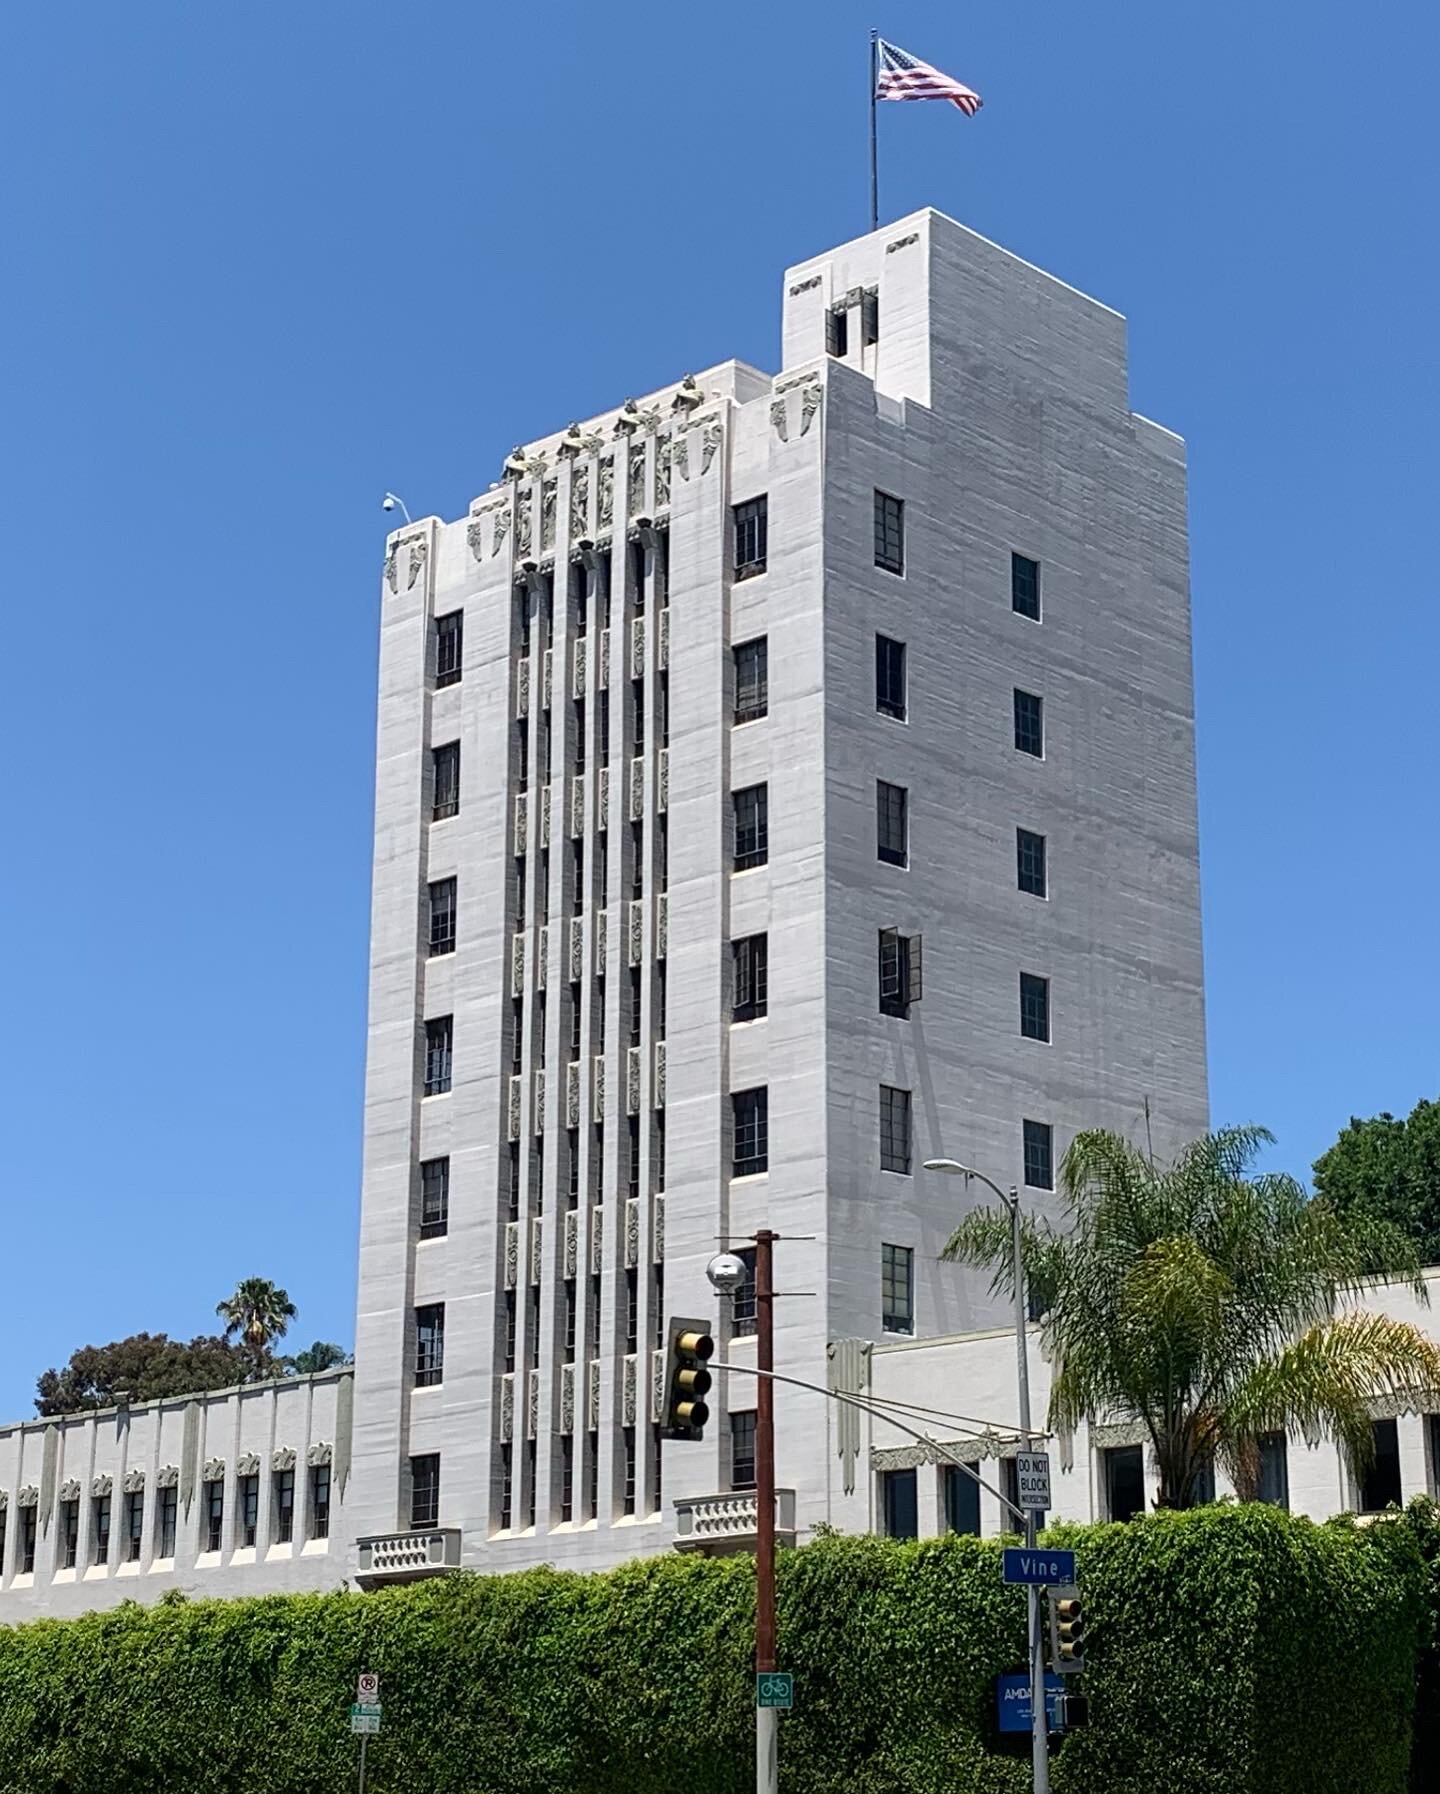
[995,1672,1064,1734]
[1001,1546,1075,1586]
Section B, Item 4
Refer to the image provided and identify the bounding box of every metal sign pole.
[357,1731,368,1794]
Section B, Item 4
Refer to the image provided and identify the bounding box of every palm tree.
[216,1278,298,1382]
[941,1125,1440,1509]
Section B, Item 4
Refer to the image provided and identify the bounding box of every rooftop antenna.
[381,492,412,525]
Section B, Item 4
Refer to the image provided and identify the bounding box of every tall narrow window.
[60,1497,79,1569]
[630,821,644,899]
[1011,552,1041,621]
[875,634,907,720]
[506,1141,521,1222]
[151,1483,176,1558]
[424,1016,453,1096]
[732,933,769,1022]
[571,841,585,915]
[310,1464,331,1539]
[510,996,524,1074]
[124,1490,145,1561]
[622,1427,638,1516]
[731,1412,757,1489]
[658,671,669,747]
[573,697,586,774]
[499,1442,513,1530]
[732,1087,769,1177]
[435,609,464,686]
[627,1113,641,1201]
[1020,973,1051,1043]
[879,1085,913,1175]
[874,491,905,575]
[591,1121,604,1203]
[733,784,769,870]
[825,303,849,357]
[512,858,526,931]
[20,1504,38,1573]
[653,1112,666,1193]
[503,1289,517,1373]
[881,1242,914,1334]
[517,585,532,656]
[733,496,768,578]
[572,561,589,637]
[1017,828,1047,898]
[1104,1446,1145,1522]
[563,1279,577,1362]
[731,1247,758,1336]
[625,1266,640,1353]
[943,1465,981,1535]
[1257,1433,1289,1510]
[657,816,668,893]
[588,1273,602,1356]
[881,1467,918,1539]
[272,1469,294,1544]
[861,286,880,346]
[420,1156,449,1239]
[415,1303,445,1387]
[629,538,647,614]
[631,677,645,754]
[567,1127,580,1207]
[431,741,460,820]
[598,691,610,764]
[410,1453,441,1528]
[734,637,768,723]
[92,1493,111,1565]
[515,723,529,790]
[560,1436,575,1523]
[427,877,457,957]
[876,780,908,867]
[1023,1119,1054,1191]
[1013,689,1044,758]
[238,1476,259,1549]
[878,929,922,1018]
[628,966,643,1046]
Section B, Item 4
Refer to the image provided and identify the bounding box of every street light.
[926,1157,1051,1794]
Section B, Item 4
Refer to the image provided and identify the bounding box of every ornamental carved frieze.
[500,1375,514,1441]
[599,626,610,688]
[564,1208,579,1279]
[307,1442,333,1468]
[701,418,723,473]
[271,1447,296,1473]
[653,1193,665,1260]
[593,1056,606,1125]
[587,1360,601,1431]
[202,1457,226,1482]
[91,1475,113,1498]
[514,791,528,856]
[651,1349,665,1423]
[567,916,584,984]
[657,608,669,670]
[236,1453,260,1478]
[537,925,548,989]
[59,1478,81,1503]
[121,1469,145,1494]
[625,1197,640,1268]
[566,1059,581,1130]
[595,905,608,963]
[516,653,531,716]
[801,382,822,436]
[466,517,485,563]
[631,615,646,679]
[769,398,789,442]
[657,748,668,813]
[654,436,672,508]
[516,487,533,558]
[17,1484,40,1508]
[622,1355,637,1426]
[492,506,511,558]
[656,894,667,959]
[672,433,689,484]
[572,637,586,698]
[570,777,585,839]
[570,463,590,540]
[654,1041,666,1112]
[154,1464,180,1490]
[590,1205,604,1274]
[560,1364,575,1434]
[407,537,428,591]
[530,1217,543,1284]
[626,1046,641,1116]
[384,540,399,592]
[541,478,557,552]
[511,930,525,996]
[533,1068,546,1133]
[628,440,646,516]
[629,758,644,823]
[527,1370,540,1439]
[508,1073,522,1141]
[504,1220,519,1288]
[597,456,614,529]
[628,898,643,965]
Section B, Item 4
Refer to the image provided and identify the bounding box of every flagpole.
[868,30,879,231]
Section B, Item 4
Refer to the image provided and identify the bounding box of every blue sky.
[2,1,1436,1419]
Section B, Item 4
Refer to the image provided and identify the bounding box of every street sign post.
[756,1672,794,1710]
[1015,1450,1051,1511]
[357,1672,380,1703]
[350,1712,381,1735]
[1002,1546,1075,1587]
[995,1672,1064,1734]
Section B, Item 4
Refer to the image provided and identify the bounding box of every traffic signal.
[1049,1587,1086,1675]
[661,1317,715,1439]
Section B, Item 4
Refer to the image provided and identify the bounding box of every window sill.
[734,565,768,583]
[195,1550,223,1569]
[116,1562,141,1578]
[730,1171,770,1186]
[52,1567,77,1584]
[732,863,768,876]
[230,1547,257,1567]
[302,1535,331,1555]
[10,1572,35,1589]
[83,1564,111,1581]
[730,1012,768,1028]
[149,1555,176,1572]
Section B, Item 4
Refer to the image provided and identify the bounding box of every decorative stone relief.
[886,230,920,253]
[514,791,528,856]
[657,608,669,670]
[154,1464,180,1489]
[200,1459,224,1484]
[566,1060,581,1129]
[466,517,485,562]
[701,419,723,474]
[657,748,668,813]
[769,397,789,442]
[384,540,399,593]
[596,906,608,963]
[537,925,548,989]
[801,381,822,436]
[631,615,646,678]
[655,1041,666,1111]
[493,506,511,557]
[511,932,525,997]
[629,757,644,823]
[789,272,823,294]
[590,1205,604,1275]
[626,1046,641,1115]
[587,1359,601,1430]
[516,486,533,558]
[500,1375,514,1441]
[655,435,672,507]
[598,455,614,529]
[517,655,530,717]
[598,768,610,832]
[534,1069,546,1133]
[653,1194,665,1260]
[540,478,557,551]
[570,777,585,839]
[599,627,610,688]
[504,1221,519,1288]
[625,1197,640,1268]
[530,1217,543,1284]
[307,1442,333,1468]
[508,1073,522,1142]
[120,1470,145,1495]
[236,1452,260,1478]
[657,894,667,958]
[570,464,590,539]
[572,637,587,698]
[628,440,646,515]
[567,916,584,983]
[593,1056,606,1124]
[527,1370,540,1438]
[542,647,553,711]
[17,1484,40,1507]
[91,1474,113,1498]
[651,1349,666,1423]
[59,1478,82,1503]
[622,1355,637,1426]
[540,784,552,848]
[628,898,644,965]
[270,1448,297,1473]
[564,1208,579,1278]
[560,1364,575,1434]
[407,537,428,591]
[673,433,690,484]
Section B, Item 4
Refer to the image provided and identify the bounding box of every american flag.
[875,39,983,116]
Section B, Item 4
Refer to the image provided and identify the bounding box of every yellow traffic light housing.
[662,1318,715,1439]
[1049,1588,1086,1675]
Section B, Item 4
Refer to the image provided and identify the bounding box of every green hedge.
[0,1507,1425,1794]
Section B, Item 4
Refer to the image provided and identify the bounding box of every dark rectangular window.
[656,816,667,893]
[1017,828,1047,898]
[1360,1419,1403,1513]
[272,1470,294,1545]
[503,1289,517,1372]
[423,1016,453,1096]
[630,820,644,899]
[573,697,586,775]
[567,1126,580,1206]
[874,491,905,575]
[510,996,524,1074]
[310,1465,331,1539]
[239,1476,258,1549]
[517,584,531,656]
[627,1113,641,1203]
[732,1087,769,1178]
[1023,1119,1054,1191]
[733,784,768,870]
[653,1112,666,1193]
[152,1484,176,1558]
[591,1121,604,1203]
[1011,552,1041,621]
[498,1442,513,1530]
[1002,1457,1022,1523]
[415,1303,445,1386]
[1020,972,1051,1043]
[825,303,848,357]
[875,634,906,720]
[628,966,643,1046]
[505,1141,521,1222]
[124,1490,145,1561]
[563,1279,577,1362]
[622,1427,638,1517]
[731,1412,757,1490]
[420,1156,449,1238]
[732,933,768,1022]
[515,722,529,790]
[880,1085,912,1175]
[734,637,768,723]
[657,672,669,748]
[625,1266,639,1353]
[569,985,583,1057]
[60,1498,79,1569]
[881,1242,914,1334]
[861,286,879,346]
[435,609,463,686]
[1105,1445,1146,1522]
[1256,1432,1289,1509]
[733,496,768,579]
[878,929,922,1018]
[876,780,908,867]
[731,1247,758,1336]
[431,741,460,819]
[527,1439,538,1529]
[588,1273,602,1357]
[512,858,526,930]
[571,842,584,916]
[559,1435,574,1523]
[203,1479,224,1552]
[427,877,457,957]
[630,677,645,754]
[410,1453,441,1529]
[597,691,610,765]
[93,1494,111,1565]
[21,1504,38,1573]
[881,1467,918,1539]
[943,1465,981,1536]
[1014,689,1044,758]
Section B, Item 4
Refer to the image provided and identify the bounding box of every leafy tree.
[35,1332,252,1415]
[282,1340,351,1375]
[216,1278,298,1381]
[1314,1097,1440,1264]
[941,1124,1440,1508]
